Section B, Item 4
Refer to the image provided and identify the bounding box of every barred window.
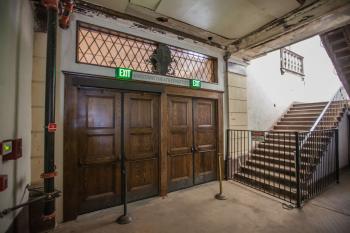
[77,22,217,83]
[280,48,304,76]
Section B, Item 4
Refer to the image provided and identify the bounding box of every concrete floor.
[53,169,350,233]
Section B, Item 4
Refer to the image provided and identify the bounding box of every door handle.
[191,146,198,153]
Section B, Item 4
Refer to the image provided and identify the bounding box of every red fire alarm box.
[0,175,8,192]
[1,138,22,161]
[47,123,57,132]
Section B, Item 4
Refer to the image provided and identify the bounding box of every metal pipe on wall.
[42,0,58,220]
[223,51,231,179]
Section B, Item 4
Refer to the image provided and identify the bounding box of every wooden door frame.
[63,72,223,221]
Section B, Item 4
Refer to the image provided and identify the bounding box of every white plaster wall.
[55,11,227,223]
[247,36,342,130]
[0,0,33,232]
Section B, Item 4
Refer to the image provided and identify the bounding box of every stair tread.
[234,172,297,193]
[259,143,295,149]
[278,121,315,124]
[247,159,317,170]
[293,102,328,106]
[250,154,295,163]
[254,148,295,155]
[248,160,296,171]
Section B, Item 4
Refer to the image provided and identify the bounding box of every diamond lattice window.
[280,48,305,76]
[77,23,217,83]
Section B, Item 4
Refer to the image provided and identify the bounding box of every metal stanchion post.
[215,154,226,200]
[116,94,132,224]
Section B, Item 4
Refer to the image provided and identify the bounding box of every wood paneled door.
[77,88,122,214]
[167,96,217,191]
[74,87,159,215]
[124,93,159,201]
[193,99,217,184]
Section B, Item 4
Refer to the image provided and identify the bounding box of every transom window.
[76,22,217,83]
[280,48,304,76]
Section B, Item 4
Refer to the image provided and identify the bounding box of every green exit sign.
[2,141,12,155]
[190,79,201,89]
[115,67,133,80]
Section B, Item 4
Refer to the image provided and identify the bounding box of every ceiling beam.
[230,0,350,60]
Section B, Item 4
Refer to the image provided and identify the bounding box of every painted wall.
[228,72,248,130]
[52,11,227,223]
[247,36,342,130]
[0,0,33,232]
[31,33,47,186]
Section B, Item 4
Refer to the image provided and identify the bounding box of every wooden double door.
[76,88,159,214]
[168,96,217,191]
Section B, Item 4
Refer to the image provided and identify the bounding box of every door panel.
[193,99,217,184]
[77,88,121,214]
[167,96,193,191]
[124,93,159,201]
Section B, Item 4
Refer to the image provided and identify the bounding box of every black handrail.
[227,128,340,206]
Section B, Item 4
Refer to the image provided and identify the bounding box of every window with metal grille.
[280,48,304,76]
[77,22,217,83]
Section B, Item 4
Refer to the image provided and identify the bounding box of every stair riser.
[284,113,320,118]
[246,161,295,176]
[282,117,318,122]
[277,121,314,126]
[264,139,295,146]
[291,105,326,110]
[233,174,297,200]
[293,102,327,107]
[288,110,323,115]
[288,107,324,112]
[252,149,322,162]
[253,149,294,159]
[274,126,310,130]
[251,155,294,166]
[266,134,331,141]
[263,139,328,148]
[234,174,297,199]
[285,112,342,118]
[258,144,295,152]
[250,155,319,167]
[240,167,297,187]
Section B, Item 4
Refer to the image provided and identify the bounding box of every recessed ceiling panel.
[156,0,301,39]
[86,0,129,12]
[130,0,162,10]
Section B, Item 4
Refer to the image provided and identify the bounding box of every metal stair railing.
[295,86,349,206]
[299,86,348,150]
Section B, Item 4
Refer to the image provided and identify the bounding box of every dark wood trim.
[217,93,224,177]
[62,71,224,94]
[160,92,168,196]
[165,85,222,99]
[63,71,165,93]
[63,77,79,221]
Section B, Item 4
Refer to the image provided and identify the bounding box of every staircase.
[228,87,349,205]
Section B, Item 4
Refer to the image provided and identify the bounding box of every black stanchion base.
[215,193,226,200]
[116,214,132,224]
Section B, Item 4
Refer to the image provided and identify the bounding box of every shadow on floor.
[53,169,350,233]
